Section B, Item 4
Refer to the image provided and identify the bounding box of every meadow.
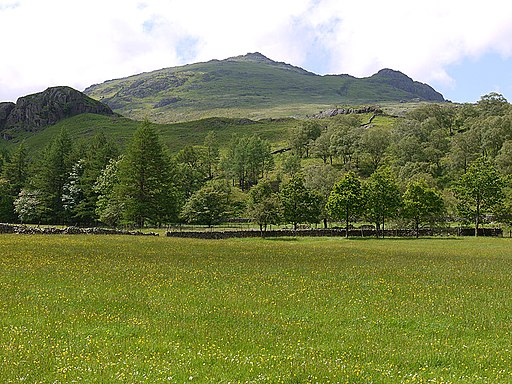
[1,235,511,383]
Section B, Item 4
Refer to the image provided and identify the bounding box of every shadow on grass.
[346,236,465,241]
[263,237,300,242]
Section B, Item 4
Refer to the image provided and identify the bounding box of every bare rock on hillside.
[1,86,114,134]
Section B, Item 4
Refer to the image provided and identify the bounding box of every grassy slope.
[1,236,511,382]
[5,112,398,157]
[7,114,299,156]
[84,58,434,123]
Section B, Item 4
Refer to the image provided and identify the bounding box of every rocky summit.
[0,86,114,135]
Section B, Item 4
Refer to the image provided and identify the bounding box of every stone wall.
[166,227,503,239]
[0,224,158,236]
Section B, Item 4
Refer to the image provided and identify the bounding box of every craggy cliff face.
[0,86,113,134]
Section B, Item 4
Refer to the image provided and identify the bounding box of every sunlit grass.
[1,236,511,382]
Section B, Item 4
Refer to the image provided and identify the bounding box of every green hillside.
[84,52,444,123]
[8,113,299,156]
[4,111,397,158]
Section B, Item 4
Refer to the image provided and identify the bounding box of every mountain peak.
[226,52,315,76]
[373,68,412,80]
[370,68,444,102]
[227,52,275,64]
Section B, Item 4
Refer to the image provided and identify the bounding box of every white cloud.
[1,0,512,101]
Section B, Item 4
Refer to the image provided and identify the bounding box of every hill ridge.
[83,52,444,123]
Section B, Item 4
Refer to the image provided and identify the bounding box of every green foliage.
[363,167,402,235]
[13,189,46,224]
[94,158,124,227]
[222,135,274,190]
[246,179,282,231]
[83,56,442,123]
[288,120,322,158]
[359,127,391,174]
[402,179,445,237]
[303,163,341,227]
[180,180,232,227]
[117,121,178,227]
[29,129,73,224]
[0,143,28,222]
[280,174,322,230]
[326,171,364,236]
[453,157,504,236]
[477,92,510,116]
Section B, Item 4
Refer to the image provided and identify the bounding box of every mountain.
[84,52,444,123]
[0,86,114,137]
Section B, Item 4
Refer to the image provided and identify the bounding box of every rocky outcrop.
[0,86,114,134]
[369,69,444,102]
[0,102,15,130]
[311,105,383,119]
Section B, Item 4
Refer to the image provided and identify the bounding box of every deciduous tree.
[326,171,364,237]
[363,167,402,237]
[402,179,444,237]
[454,156,504,236]
[280,175,322,230]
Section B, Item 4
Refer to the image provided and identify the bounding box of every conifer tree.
[31,129,73,224]
[117,120,177,227]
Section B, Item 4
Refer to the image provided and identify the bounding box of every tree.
[62,159,85,222]
[280,153,301,176]
[360,127,390,174]
[246,180,282,233]
[454,157,504,236]
[329,118,363,167]
[363,167,402,237]
[311,128,334,164]
[117,121,177,227]
[0,143,28,222]
[203,131,219,179]
[447,129,480,176]
[289,121,322,158]
[326,172,364,237]
[477,92,510,116]
[402,179,444,238]
[14,189,46,224]
[303,164,340,228]
[222,135,274,190]
[495,140,512,175]
[30,129,73,224]
[181,180,231,227]
[174,145,209,201]
[94,158,124,227]
[72,132,119,225]
[2,142,28,198]
[280,175,322,230]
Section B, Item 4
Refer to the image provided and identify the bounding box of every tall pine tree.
[31,129,73,224]
[117,121,177,227]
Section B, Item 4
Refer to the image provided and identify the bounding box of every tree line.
[0,92,510,236]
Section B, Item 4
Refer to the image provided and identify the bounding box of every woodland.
[0,92,510,236]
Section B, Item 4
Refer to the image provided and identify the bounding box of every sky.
[1,0,512,104]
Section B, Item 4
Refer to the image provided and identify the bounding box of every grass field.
[1,236,512,383]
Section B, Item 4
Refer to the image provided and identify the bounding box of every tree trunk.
[475,200,480,237]
[345,207,349,238]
